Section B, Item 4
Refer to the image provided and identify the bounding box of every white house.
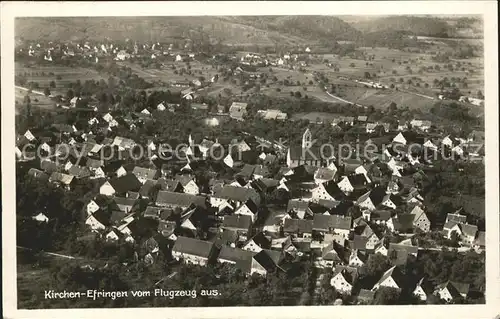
[330,266,357,295]
[223,154,234,168]
[337,176,354,195]
[85,214,106,231]
[32,212,49,223]
[86,200,100,216]
[371,266,404,291]
[441,136,454,147]
[157,102,166,111]
[392,132,407,145]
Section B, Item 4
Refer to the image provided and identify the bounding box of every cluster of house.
[18,40,198,64]
[19,111,485,303]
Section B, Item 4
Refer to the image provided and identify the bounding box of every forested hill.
[15,16,361,45]
[344,15,483,38]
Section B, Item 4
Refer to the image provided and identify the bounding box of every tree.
[364,71,371,79]
[374,287,401,305]
[66,89,75,100]
[477,90,484,100]
[49,80,56,88]
[43,87,51,96]
[294,91,302,98]
[388,102,398,112]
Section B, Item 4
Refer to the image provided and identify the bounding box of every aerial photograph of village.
[14,15,486,308]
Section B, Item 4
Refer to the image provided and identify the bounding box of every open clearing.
[15,86,56,115]
[16,62,105,95]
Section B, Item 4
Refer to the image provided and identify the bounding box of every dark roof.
[313,214,352,232]
[252,250,278,272]
[349,173,369,187]
[158,220,176,237]
[218,246,254,263]
[215,229,240,246]
[139,179,158,197]
[460,223,478,237]
[321,241,345,261]
[333,265,358,284]
[214,185,261,205]
[40,159,60,174]
[374,265,406,289]
[222,214,253,230]
[388,243,418,265]
[110,210,126,224]
[155,191,207,209]
[369,186,388,206]
[287,199,309,212]
[143,206,162,219]
[393,214,415,232]
[435,281,470,298]
[109,174,142,194]
[283,218,313,234]
[246,232,271,249]
[350,235,369,250]
[446,213,467,224]
[27,168,49,181]
[322,181,345,199]
[68,165,91,179]
[172,236,214,258]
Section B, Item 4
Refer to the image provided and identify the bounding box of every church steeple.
[302,128,312,148]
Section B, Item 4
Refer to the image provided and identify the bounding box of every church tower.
[302,128,312,148]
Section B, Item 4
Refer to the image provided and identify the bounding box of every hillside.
[345,16,454,38]
[15,16,363,46]
[234,16,363,42]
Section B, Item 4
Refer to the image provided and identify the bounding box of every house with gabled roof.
[210,185,261,209]
[85,209,110,231]
[434,281,470,302]
[391,214,415,233]
[371,265,406,291]
[286,199,311,219]
[242,232,271,253]
[217,245,254,265]
[312,180,344,202]
[473,231,485,252]
[409,205,431,233]
[235,250,280,277]
[113,197,137,214]
[229,102,248,121]
[314,167,337,185]
[132,166,159,184]
[49,172,75,190]
[171,236,216,266]
[413,277,434,301]
[222,214,253,241]
[176,174,200,195]
[388,242,418,265]
[100,174,142,196]
[330,265,358,295]
[262,210,287,235]
[348,249,368,267]
[234,200,259,222]
[156,191,207,210]
[312,214,352,239]
[283,218,313,239]
[27,168,49,182]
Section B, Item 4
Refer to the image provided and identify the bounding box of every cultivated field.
[15,86,56,115]
[15,62,105,96]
